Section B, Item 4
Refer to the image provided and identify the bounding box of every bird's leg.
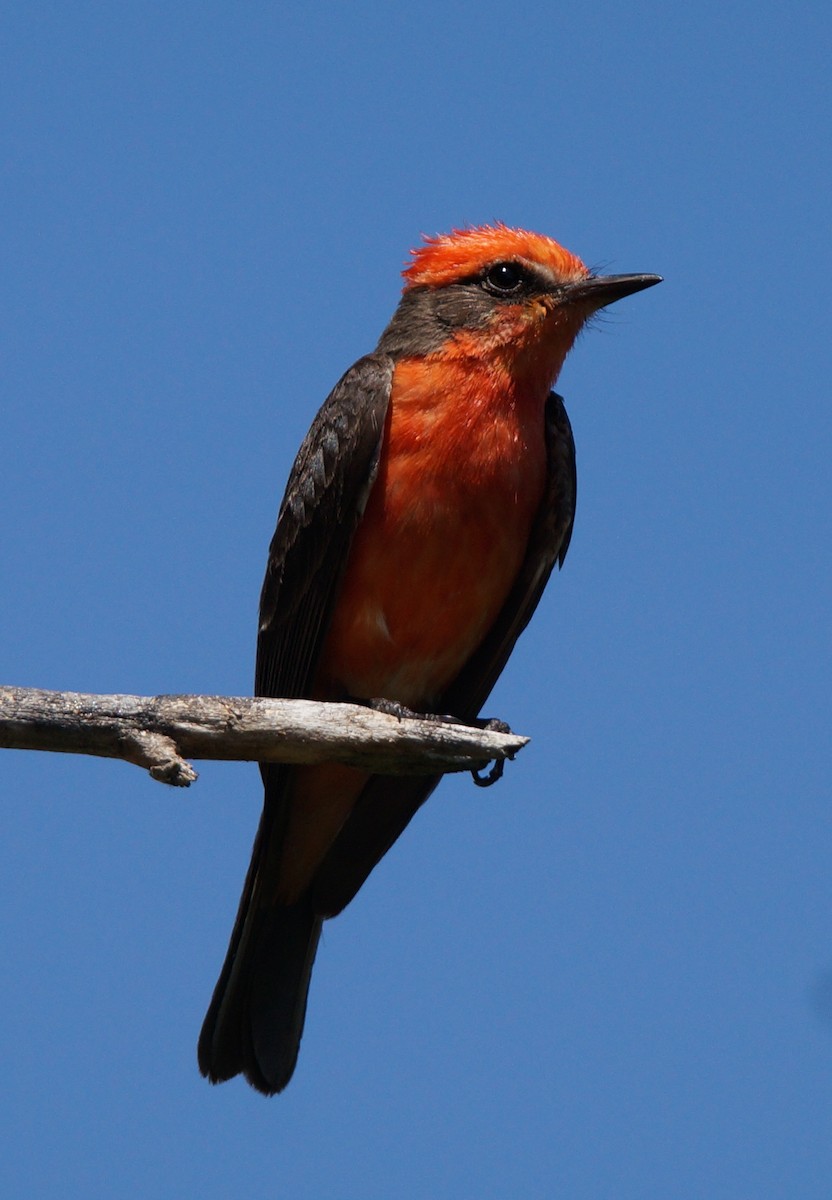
[366,696,460,725]
[366,698,511,733]
[365,699,511,788]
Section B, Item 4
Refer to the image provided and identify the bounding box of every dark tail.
[198,812,323,1096]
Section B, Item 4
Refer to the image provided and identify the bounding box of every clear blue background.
[2,3,830,1197]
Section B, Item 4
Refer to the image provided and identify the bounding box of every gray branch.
[0,685,528,788]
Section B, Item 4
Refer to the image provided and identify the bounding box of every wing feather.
[255,354,394,704]
[199,355,394,1080]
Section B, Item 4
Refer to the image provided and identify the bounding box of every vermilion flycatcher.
[198,224,660,1094]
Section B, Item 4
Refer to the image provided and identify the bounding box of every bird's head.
[376,224,661,387]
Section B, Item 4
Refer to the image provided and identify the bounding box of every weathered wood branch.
[0,686,528,787]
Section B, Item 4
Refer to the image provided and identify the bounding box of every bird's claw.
[471,758,506,788]
[469,716,513,786]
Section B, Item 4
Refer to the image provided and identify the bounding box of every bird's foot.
[473,716,512,736]
[367,697,420,720]
[367,699,512,788]
[367,697,459,725]
[469,718,512,788]
[470,759,505,787]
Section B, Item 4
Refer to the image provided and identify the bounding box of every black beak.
[563,273,662,308]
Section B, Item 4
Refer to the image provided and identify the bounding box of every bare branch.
[0,686,528,787]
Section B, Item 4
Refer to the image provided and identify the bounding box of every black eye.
[483,261,525,294]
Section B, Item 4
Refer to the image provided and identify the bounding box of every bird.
[198,223,661,1094]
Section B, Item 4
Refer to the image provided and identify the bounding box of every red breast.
[319,353,551,708]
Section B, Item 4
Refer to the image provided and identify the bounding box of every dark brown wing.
[255,353,394,704]
[253,350,394,909]
[198,354,393,1092]
[308,390,577,916]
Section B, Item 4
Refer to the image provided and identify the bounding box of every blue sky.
[2,3,830,1197]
